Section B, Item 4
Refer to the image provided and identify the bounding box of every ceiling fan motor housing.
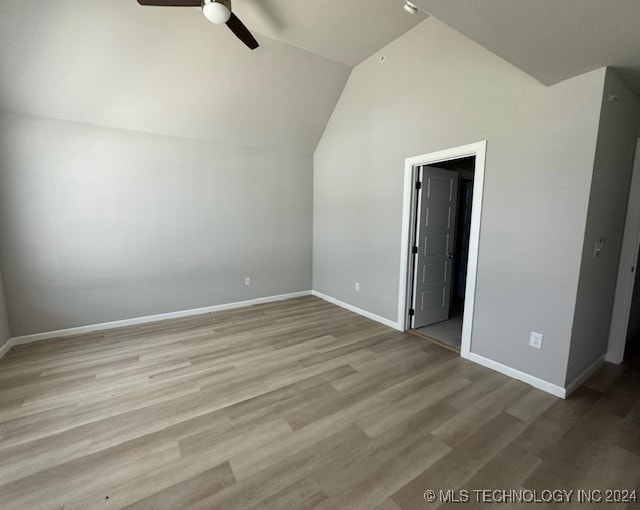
[202,0,231,24]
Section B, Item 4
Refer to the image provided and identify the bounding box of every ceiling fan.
[137,0,259,50]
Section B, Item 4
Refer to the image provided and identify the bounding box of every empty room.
[1,0,640,508]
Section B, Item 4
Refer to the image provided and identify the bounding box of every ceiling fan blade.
[226,13,259,50]
[137,0,200,6]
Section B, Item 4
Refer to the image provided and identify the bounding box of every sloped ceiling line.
[0,0,425,152]
[414,0,640,97]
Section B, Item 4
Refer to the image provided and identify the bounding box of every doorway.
[607,138,640,363]
[410,157,474,351]
[398,141,487,359]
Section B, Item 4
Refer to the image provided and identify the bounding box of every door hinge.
[409,308,415,316]
[415,181,422,190]
[412,246,418,254]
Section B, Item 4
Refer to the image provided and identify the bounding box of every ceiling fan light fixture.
[202,0,231,24]
[404,1,418,14]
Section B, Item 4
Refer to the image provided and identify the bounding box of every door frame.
[607,138,640,363]
[398,141,487,359]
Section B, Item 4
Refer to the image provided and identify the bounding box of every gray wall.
[0,269,11,350]
[567,70,640,383]
[314,18,605,387]
[0,112,313,336]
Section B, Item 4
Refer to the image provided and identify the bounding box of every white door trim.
[398,141,487,359]
[607,138,640,363]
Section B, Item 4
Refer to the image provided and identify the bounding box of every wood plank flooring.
[0,296,638,509]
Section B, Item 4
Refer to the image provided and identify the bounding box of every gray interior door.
[412,166,459,328]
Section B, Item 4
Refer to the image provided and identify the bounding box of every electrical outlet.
[355,282,360,292]
[245,277,251,286]
[529,332,543,349]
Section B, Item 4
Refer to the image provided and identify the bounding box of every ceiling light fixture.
[404,1,418,14]
[203,0,231,24]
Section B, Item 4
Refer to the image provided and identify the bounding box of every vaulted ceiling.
[0,0,425,152]
[3,0,639,154]
[414,0,640,97]
[233,0,428,67]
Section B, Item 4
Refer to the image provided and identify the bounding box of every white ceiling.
[414,0,640,97]
[0,0,424,152]
[236,0,427,67]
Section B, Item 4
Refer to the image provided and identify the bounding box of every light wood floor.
[0,296,638,509]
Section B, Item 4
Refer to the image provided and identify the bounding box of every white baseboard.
[1,288,602,401]
[468,352,566,398]
[311,291,402,331]
[6,291,312,350]
[564,354,606,397]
